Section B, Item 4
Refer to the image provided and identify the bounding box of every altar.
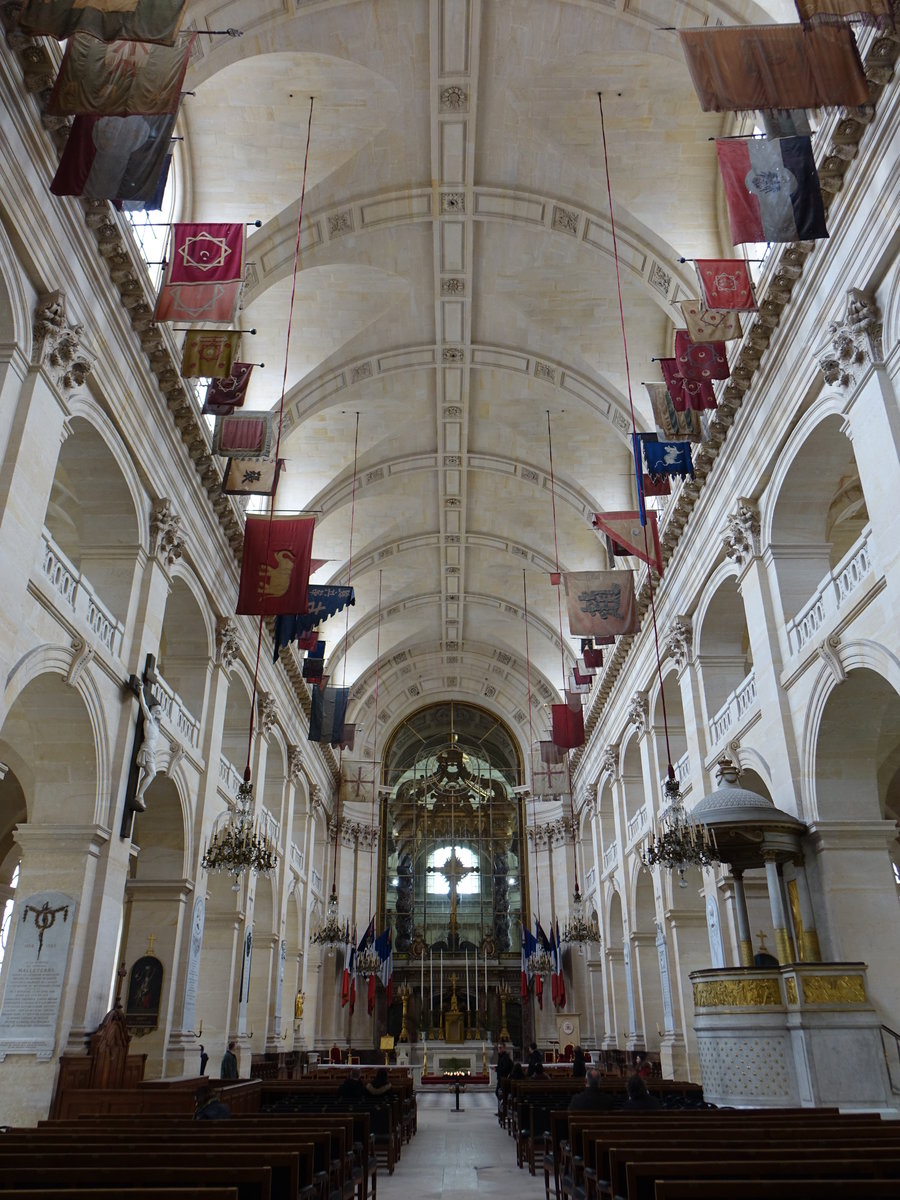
[424,1042,487,1079]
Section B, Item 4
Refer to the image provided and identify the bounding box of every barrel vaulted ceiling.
[179,0,790,765]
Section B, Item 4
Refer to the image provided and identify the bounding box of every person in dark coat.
[526,1042,543,1077]
[496,1041,513,1095]
[337,1067,368,1102]
[568,1067,614,1111]
[572,1046,586,1078]
[199,1044,209,1076]
[194,1085,231,1120]
[366,1067,392,1098]
[624,1073,661,1110]
[219,1041,238,1079]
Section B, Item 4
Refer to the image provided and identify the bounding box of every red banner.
[236,516,315,616]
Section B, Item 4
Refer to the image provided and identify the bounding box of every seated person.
[510,1061,524,1080]
[366,1066,392,1098]
[194,1084,232,1120]
[624,1073,661,1110]
[526,1042,543,1077]
[572,1046,587,1078]
[337,1066,368,1102]
[329,1042,343,1064]
[568,1067,614,1111]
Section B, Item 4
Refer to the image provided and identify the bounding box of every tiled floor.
[378,1090,546,1199]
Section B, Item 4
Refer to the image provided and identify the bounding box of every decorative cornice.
[626,690,649,736]
[33,290,94,392]
[149,498,185,567]
[722,498,761,566]
[288,744,305,787]
[329,816,378,850]
[599,744,619,781]
[528,815,573,849]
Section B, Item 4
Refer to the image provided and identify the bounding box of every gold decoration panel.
[801,974,867,1005]
[693,977,782,1008]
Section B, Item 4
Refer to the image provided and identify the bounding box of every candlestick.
[484,944,488,993]
[421,945,424,1000]
[474,944,479,1018]
[440,948,443,1003]
[430,950,433,1018]
[465,949,470,1017]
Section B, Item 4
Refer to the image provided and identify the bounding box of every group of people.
[495,1040,660,1111]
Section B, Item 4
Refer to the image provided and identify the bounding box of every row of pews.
[502,1077,900,1200]
[0,1071,419,1200]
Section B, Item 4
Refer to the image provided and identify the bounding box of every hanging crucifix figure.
[427,849,479,949]
[121,653,163,837]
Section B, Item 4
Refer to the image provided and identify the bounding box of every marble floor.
[377,1090,546,1199]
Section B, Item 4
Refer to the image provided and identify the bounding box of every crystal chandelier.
[202,780,277,891]
[563,888,601,950]
[528,945,553,976]
[642,775,720,887]
[310,889,346,955]
[357,945,381,977]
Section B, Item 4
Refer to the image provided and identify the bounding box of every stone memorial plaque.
[182,895,205,1032]
[0,890,76,1059]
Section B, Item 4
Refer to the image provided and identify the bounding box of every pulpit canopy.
[691,759,806,870]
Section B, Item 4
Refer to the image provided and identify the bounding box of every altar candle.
[430,950,433,1014]
[421,946,425,1000]
[484,945,488,993]
[466,949,470,1013]
[475,946,479,1016]
[440,949,443,1002]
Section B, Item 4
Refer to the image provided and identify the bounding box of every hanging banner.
[716,136,828,245]
[644,383,705,443]
[679,300,742,344]
[19,1,189,45]
[222,456,283,498]
[181,330,241,379]
[673,331,729,382]
[236,515,315,616]
[562,570,638,638]
[659,359,717,412]
[678,22,869,113]
[695,259,757,313]
[48,32,195,117]
[212,413,272,459]
[551,703,585,750]
[50,112,175,201]
[592,511,663,575]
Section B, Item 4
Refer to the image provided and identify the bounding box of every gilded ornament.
[693,977,781,1008]
[801,974,866,1005]
[785,976,798,1005]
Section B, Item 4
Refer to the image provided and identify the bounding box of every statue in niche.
[394,851,414,951]
[492,849,511,952]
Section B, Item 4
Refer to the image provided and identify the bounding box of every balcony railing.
[626,804,648,843]
[291,842,304,874]
[602,841,618,872]
[40,530,125,659]
[786,528,873,657]
[584,865,595,893]
[709,670,758,748]
[311,868,322,893]
[150,673,201,749]
[219,754,243,797]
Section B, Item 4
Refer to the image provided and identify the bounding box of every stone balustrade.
[709,670,758,748]
[39,529,125,659]
[786,527,873,657]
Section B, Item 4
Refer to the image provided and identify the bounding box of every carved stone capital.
[329,816,379,849]
[818,288,883,388]
[288,744,305,787]
[627,691,649,736]
[33,291,95,392]
[664,617,693,671]
[722,498,760,566]
[257,690,278,737]
[215,617,240,670]
[149,498,185,567]
[600,744,619,781]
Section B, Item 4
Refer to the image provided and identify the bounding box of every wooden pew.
[1,1191,237,1200]
[653,1182,900,1200]
[626,1155,900,1200]
[0,1168,270,1200]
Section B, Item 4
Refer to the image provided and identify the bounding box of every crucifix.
[121,653,162,838]
[426,849,479,948]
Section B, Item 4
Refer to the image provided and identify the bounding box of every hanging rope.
[545,411,569,693]
[597,92,675,780]
[522,570,543,924]
[243,97,316,782]
[367,570,384,921]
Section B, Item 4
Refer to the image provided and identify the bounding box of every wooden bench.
[1,1191,238,1200]
[653,1181,900,1200]
[0,1168,270,1200]
[626,1155,900,1200]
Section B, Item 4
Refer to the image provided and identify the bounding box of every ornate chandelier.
[642,775,720,886]
[528,945,553,976]
[563,888,601,949]
[357,945,381,977]
[202,780,277,891]
[310,889,346,955]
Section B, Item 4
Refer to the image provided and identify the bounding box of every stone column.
[731,870,754,967]
[763,854,792,965]
[792,860,821,961]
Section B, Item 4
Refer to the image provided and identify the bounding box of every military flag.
[659,359,717,411]
[695,260,757,312]
[642,473,670,497]
[308,685,350,746]
[181,330,241,379]
[794,1,895,27]
[644,383,705,443]
[19,0,188,44]
[679,22,869,112]
[717,136,828,245]
[673,331,730,382]
[679,300,743,343]
[120,151,171,211]
[271,587,356,658]
[212,413,272,459]
[236,515,315,616]
[539,739,567,766]
[48,32,195,117]
[593,511,664,576]
[222,457,283,498]
[202,363,253,414]
[531,748,568,795]
[582,646,604,670]
[551,703,585,750]
[642,437,695,480]
[563,570,637,638]
[50,112,175,201]
[156,222,245,323]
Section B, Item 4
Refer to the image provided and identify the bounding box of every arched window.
[426,845,481,896]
